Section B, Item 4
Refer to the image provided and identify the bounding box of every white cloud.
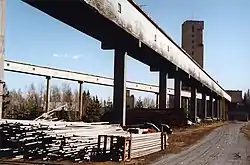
[52,53,82,60]
[53,53,59,57]
[72,55,81,60]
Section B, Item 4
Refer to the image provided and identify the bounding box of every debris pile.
[0,120,129,162]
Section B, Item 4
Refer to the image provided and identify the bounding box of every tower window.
[192,51,194,55]
[192,25,194,32]
[118,3,122,13]
[192,40,194,43]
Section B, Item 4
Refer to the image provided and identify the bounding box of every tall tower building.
[182,20,204,68]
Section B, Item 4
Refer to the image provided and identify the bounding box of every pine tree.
[83,95,102,122]
[135,97,143,108]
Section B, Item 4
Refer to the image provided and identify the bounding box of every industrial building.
[226,90,248,121]
[182,20,204,68]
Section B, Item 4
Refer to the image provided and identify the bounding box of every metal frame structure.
[4,60,210,100]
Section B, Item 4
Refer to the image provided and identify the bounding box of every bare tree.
[50,85,61,109]
[142,96,155,109]
[61,83,73,120]
[73,89,79,120]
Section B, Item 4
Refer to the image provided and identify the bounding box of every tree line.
[2,82,156,122]
[2,82,113,122]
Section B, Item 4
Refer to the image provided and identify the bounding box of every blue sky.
[4,0,250,101]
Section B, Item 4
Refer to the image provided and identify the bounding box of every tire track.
[151,123,250,165]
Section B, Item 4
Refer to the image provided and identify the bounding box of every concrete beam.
[0,0,6,119]
[4,60,212,100]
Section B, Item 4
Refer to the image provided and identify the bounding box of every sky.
[3,0,250,101]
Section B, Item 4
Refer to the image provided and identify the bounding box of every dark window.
[192,51,194,55]
[118,3,121,13]
[192,40,194,43]
[192,25,194,32]
[192,34,194,38]
[192,46,194,49]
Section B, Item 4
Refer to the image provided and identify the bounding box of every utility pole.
[0,0,6,119]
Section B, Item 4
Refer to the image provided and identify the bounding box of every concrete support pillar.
[159,71,167,109]
[217,99,220,119]
[181,97,189,113]
[45,76,51,112]
[201,93,207,119]
[174,73,182,109]
[155,93,159,108]
[78,81,83,120]
[190,87,197,122]
[222,98,225,120]
[225,100,228,121]
[0,0,6,119]
[210,96,214,118]
[112,49,126,126]
[214,98,218,118]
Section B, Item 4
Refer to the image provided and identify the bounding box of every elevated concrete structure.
[21,0,230,101]
[0,0,231,125]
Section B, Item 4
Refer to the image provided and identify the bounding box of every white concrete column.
[78,81,83,120]
[45,76,51,112]
[155,93,159,108]
[0,0,6,119]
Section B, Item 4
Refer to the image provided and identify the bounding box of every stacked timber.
[126,108,187,127]
[0,120,129,162]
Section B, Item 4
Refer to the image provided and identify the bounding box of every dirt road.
[151,122,250,165]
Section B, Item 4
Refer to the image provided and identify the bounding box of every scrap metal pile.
[0,120,129,162]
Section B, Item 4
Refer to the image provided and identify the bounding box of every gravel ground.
[151,122,250,165]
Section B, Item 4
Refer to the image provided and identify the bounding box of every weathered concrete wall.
[83,0,230,101]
